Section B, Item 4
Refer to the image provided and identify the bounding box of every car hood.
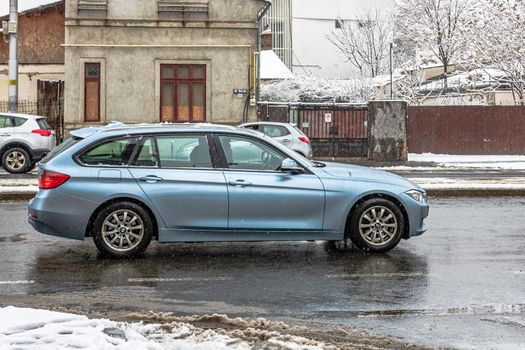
[312,162,421,190]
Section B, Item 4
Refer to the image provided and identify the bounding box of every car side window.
[79,138,137,166]
[261,125,290,138]
[156,135,212,168]
[243,125,259,131]
[132,137,159,167]
[13,117,28,127]
[0,116,13,128]
[218,135,285,171]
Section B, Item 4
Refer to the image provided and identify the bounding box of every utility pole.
[390,42,394,100]
[8,0,18,112]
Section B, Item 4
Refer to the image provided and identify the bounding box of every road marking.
[326,272,426,279]
[128,277,232,283]
[0,280,34,285]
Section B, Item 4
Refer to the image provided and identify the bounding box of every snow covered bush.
[259,75,374,103]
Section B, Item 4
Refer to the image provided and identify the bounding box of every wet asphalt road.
[0,198,524,349]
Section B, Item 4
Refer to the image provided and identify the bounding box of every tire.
[92,202,153,258]
[348,198,405,253]
[2,147,32,174]
[27,162,37,172]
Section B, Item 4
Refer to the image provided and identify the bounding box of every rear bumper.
[28,189,96,241]
[30,148,50,161]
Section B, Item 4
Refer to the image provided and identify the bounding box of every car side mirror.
[281,158,302,173]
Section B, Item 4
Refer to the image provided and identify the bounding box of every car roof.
[70,122,260,139]
[241,121,295,127]
[0,112,45,119]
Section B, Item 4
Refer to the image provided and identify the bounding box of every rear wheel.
[93,202,153,258]
[2,147,32,174]
[349,198,404,253]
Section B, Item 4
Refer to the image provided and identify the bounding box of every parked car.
[0,113,56,174]
[239,122,313,159]
[28,123,428,258]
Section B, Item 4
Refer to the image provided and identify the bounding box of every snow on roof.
[418,68,510,93]
[260,50,294,80]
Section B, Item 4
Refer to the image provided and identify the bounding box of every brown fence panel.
[37,80,65,143]
[407,106,525,155]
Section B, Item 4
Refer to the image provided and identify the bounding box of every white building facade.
[263,0,393,79]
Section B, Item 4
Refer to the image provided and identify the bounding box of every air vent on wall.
[158,1,209,17]
[78,0,108,12]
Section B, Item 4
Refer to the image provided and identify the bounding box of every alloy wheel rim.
[102,209,144,252]
[358,206,398,246]
[6,151,26,170]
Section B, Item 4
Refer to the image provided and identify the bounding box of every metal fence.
[258,103,368,157]
[407,106,525,155]
[0,98,65,143]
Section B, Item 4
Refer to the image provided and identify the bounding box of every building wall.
[65,0,267,130]
[0,64,64,100]
[0,2,64,64]
[291,0,393,79]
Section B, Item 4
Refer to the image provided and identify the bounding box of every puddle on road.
[351,303,525,318]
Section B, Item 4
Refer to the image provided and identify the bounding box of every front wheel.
[348,198,405,253]
[93,202,153,258]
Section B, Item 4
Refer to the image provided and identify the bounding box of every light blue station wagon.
[28,123,429,258]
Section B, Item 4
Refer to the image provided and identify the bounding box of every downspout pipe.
[255,1,272,102]
[243,1,271,123]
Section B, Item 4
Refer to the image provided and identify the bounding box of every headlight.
[405,189,427,203]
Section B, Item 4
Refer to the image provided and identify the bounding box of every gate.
[37,80,65,143]
[297,107,368,157]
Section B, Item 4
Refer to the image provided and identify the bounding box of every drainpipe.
[8,0,18,113]
[252,0,272,119]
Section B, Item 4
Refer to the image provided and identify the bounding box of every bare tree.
[395,0,474,88]
[467,0,525,105]
[327,9,392,78]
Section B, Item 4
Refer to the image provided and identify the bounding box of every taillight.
[298,136,311,144]
[39,171,70,189]
[32,129,52,137]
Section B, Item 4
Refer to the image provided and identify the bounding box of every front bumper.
[404,197,429,238]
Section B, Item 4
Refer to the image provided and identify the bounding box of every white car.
[0,113,56,173]
[239,122,313,159]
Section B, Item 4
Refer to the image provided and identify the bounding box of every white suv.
[239,122,313,159]
[0,113,56,173]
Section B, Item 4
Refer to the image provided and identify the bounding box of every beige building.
[64,0,270,130]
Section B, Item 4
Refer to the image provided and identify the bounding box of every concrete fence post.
[367,100,408,162]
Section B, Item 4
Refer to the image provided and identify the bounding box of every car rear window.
[40,137,81,164]
[37,119,52,130]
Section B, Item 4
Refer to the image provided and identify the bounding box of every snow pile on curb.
[408,153,525,169]
[0,306,327,350]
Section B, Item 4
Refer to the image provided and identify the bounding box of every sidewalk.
[1,154,525,200]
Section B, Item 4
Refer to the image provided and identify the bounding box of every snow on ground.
[408,153,525,169]
[0,306,326,350]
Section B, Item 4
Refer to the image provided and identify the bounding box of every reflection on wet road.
[0,198,524,349]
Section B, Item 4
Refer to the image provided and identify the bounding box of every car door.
[0,115,15,149]
[216,134,325,231]
[128,134,228,233]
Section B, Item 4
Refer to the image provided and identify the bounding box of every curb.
[426,188,525,197]
[0,193,36,201]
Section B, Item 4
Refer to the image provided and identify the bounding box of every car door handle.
[282,138,291,143]
[228,179,252,187]
[0,134,10,137]
[139,175,163,183]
